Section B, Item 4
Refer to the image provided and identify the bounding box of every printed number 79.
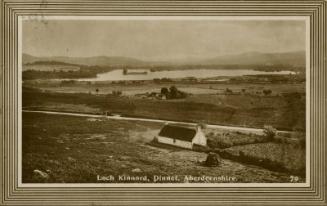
[290,175,299,182]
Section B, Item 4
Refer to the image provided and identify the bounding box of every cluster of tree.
[22,65,111,80]
[24,61,80,66]
[112,90,122,96]
[223,88,272,96]
[60,80,77,85]
[23,70,92,80]
[153,78,173,83]
[148,64,304,73]
[252,65,305,73]
[160,86,187,99]
[229,74,305,84]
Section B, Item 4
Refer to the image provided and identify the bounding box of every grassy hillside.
[22,112,298,183]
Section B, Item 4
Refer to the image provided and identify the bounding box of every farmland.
[23,112,302,183]
[23,78,305,131]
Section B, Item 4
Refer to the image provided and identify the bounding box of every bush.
[60,80,77,85]
[197,122,207,129]
[263,89,272,96]
[225,88,233,94]
[207,138,233,149]
[152,136,158,143]
[112,90,122,96]
[263,125,277,141]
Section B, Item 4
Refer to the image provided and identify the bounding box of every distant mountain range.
[23,54,147,67]
[23,51,305,67]
[203,51,305,67]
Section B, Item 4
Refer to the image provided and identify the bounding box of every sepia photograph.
[1,0,327,205]
[20,17,310,185]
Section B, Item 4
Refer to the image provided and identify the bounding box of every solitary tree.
[169,86,178,99]
[96,88,99,94]
[225,88,233,94]
[161,87,169,96]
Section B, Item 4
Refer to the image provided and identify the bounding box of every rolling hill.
[23,51,305,68]
[22,54,147,67]
[201,51,305,67]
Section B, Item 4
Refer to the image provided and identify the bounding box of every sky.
[22,18,306,61]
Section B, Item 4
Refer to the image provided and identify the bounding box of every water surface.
[78,69,295,81]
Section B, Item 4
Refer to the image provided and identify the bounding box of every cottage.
[156,124,207,149]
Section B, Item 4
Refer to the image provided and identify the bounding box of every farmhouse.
[156,124,207,149]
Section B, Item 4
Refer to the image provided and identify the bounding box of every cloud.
[23,19,306,60]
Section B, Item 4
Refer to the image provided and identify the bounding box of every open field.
[204,127,306,176]
[23,80,305,131]
[24,80,305,95]
[23,112,302,183]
